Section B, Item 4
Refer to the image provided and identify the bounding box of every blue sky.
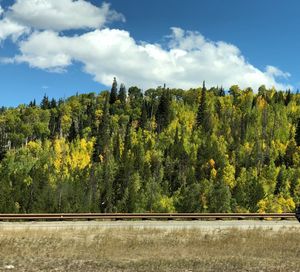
[0,0,299,106]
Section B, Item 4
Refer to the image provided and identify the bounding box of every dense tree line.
[0,80,299,213]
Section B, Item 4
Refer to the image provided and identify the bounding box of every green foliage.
[209,174,232,213]
[0,80,299,213]
[109,77,118,105]
[118,83,127,105]
[196,81,207,128]
[155,88,173,132]
[295,118,300,146]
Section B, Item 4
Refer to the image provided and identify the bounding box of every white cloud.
[169,27,206,50]
[0,18,28,41]
[266,65,291,79]
[7,0,125,31]
[0,0,124,41]
[0,1,292,91]
[10,27,292,91]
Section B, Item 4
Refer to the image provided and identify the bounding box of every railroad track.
[0,213,296,221]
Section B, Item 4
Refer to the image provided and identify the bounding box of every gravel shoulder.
[0,219,299,231]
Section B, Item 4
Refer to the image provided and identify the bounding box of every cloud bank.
[0,0,292,91]
[7,0,125,31]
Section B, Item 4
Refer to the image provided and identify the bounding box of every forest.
[0,78,299,213]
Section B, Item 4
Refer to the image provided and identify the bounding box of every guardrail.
[0,213,296,221]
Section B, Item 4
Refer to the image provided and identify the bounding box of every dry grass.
[0,226,300,271]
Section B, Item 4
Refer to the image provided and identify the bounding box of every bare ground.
[0,222,300,271]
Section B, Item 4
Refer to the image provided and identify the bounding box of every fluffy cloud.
[0,0,124,40]
[0,18,29,41]
[12,27,292,91]
[0,1,292,91]
[6,0,125,31]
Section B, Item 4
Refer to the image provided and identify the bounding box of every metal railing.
[0,213,296,221]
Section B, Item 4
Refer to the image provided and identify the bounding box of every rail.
[0,213,296,221]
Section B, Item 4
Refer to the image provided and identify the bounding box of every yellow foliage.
[271,140,286,154]
[257,96,267,109]
[222,164,236,188]
[69,139,93,170]
[52,138,93,178]
[210,168,217,179]
[61,114,71,131]
[244,142,253,153]
[258,194,295,213]
[156,196,176,213]
[95,109,103,119]
[53,138,68,173]
[131,130,138,146]
[209,159,215,168]
[144,150,152,164]
[288,101,298,114]
[27,141,42,151]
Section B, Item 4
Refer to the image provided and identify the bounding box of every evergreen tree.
[93,93,110,162]
[114,119,133,209]
[209,178,231,212]
[140,100,148,129]
[109,77,118,105]
[41,94,50,110]
[68,119,78,142]
[29,99,36,108]
[284,139,297,167]
[50,98,57,109]
[86,101,97,137]
[48,108,59,139]
[295,118,300,146]
[285,90,292,106]
[196,81,207,127]
[100,151,116,212]
[274,167,288,196]
[218,86,225,97]
[118,83,126,104]
[176,183,207,212]
[155,88,172,132]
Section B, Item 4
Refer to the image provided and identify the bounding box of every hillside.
[0,79,299,213]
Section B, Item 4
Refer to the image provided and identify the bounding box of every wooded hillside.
[0,79,299,213]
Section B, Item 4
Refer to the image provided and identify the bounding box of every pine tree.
[196,81,207,127]
[41,94,50,110]
[100,152,116,212]
[155,88,172,132]
[118,83,126,104]
[285,90,292,106]
[218,86,225,97]
[114,120,133,211]
[29,99,36,107]
[284,139,297,167]
[109,77,118,105]
[295,118,300,146]
[209,178,231,212]
[68,119,78,142]
[50,98,57,109]
[274,166,287,195]
[86,102,97,136]
[140,100,148,129]
[93,93,110,162]
[123,119,132,153]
